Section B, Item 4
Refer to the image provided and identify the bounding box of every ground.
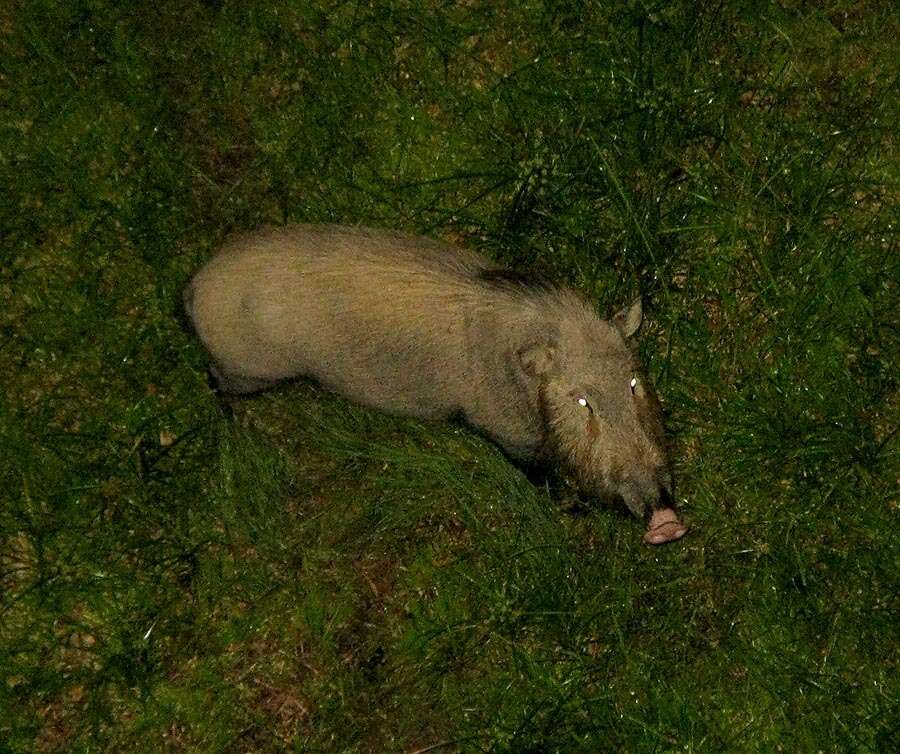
[1,1,897,752]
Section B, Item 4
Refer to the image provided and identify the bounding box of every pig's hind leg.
[209,363,275,395]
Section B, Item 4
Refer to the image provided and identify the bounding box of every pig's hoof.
[644,508,689,545]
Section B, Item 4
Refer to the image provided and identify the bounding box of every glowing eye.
[630,377,638,394]
[576,397,595,414]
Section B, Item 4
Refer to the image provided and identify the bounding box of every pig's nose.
[644,508,689,545]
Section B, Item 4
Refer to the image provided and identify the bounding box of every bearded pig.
[184,225,688,544]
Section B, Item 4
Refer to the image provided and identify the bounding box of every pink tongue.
[644,508,689,545]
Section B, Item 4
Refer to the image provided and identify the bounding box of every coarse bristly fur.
[184,224,674,519]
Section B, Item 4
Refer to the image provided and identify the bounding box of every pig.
[183,224,688,544]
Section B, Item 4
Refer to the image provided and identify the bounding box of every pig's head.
[520,297,677,524]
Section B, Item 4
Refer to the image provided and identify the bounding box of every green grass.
[1,0,897,751]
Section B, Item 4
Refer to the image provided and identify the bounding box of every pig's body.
[187,225,551,458]
[185,224,688,543]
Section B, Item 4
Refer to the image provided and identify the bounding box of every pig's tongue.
[644,508,689,545]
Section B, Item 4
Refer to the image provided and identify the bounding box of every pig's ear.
[613,297,643,339]
[517,340,557,378]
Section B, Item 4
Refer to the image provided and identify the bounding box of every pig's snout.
[624,483,689,545]
[644,508,689,545]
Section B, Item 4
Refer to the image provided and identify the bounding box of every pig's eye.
[630,377,638,395]
[576,396,594,413]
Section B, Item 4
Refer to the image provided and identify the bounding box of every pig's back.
[187,224,499,416]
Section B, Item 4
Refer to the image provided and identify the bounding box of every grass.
[1,0,897,751]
